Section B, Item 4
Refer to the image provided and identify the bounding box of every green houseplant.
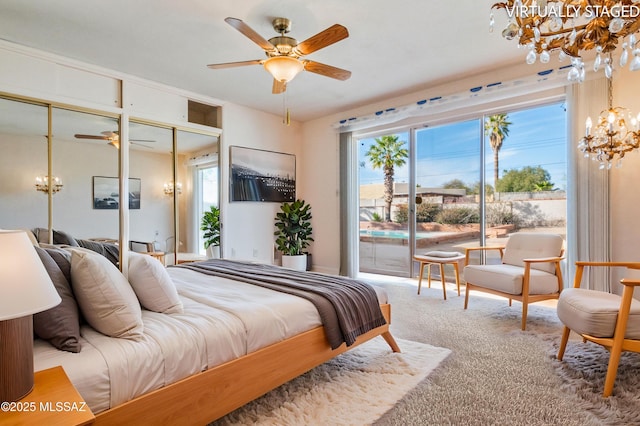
[201,205,221,258]
[274,199,313,270]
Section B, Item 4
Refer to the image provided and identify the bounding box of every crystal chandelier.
[577,76,640,169]
[490,0,640,82]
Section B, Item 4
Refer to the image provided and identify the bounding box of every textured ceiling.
[0,0,526,122]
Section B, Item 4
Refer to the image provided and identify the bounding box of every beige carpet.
[211,338,450,426]
[369,277,640,426]
[212,276,640,425]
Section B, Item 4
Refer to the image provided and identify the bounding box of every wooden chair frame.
[464,245,564,330]
[557,261,640,397]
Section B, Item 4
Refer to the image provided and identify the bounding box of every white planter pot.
[281,254,307,271]
[206,245,220,259]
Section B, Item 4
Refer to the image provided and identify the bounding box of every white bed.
[33,266,389,415]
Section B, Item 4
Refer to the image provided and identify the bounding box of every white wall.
[299,120,341,274]
[220,103,302,264]
[610,67,640,273]
[52,138,120,239]
[0,135,49,230]
[128,149,175,247]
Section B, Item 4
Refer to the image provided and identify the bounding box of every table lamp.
[0,230,61,402]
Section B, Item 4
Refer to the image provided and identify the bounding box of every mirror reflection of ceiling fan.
[207,17,351,94]
[74,131,155,149]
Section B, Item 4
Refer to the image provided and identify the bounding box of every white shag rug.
[211,338,451,426]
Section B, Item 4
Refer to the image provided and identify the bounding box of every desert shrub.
[394,204,408,223]
[371,211,383,222]
[485,203,521,228]
[436,207,479,225]
[393,203,442,223]
[416,202,441,222]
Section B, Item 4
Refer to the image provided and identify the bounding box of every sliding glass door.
[473,103,568,267]
[356,101,567,278]
[358,131,410,275]
[413,120,482,276]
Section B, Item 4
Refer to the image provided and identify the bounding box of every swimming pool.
[359,230,455,239]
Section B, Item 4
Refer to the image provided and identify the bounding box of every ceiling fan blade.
[294,24,349,56]
[75,134,109,140]
[132,142,154,149]
[225,17,276,53]
[272,79,287,94]
[130,139,155,143]
[207,59,263,69]
[303,61,351,81]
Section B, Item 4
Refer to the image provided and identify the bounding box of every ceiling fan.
[74,131,155,149]
[207,17,351,94]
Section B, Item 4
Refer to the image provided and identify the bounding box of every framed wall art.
[93,176,141,209]
[229,146,295,202]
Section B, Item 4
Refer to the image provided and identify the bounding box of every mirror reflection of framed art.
[92,176,141,209]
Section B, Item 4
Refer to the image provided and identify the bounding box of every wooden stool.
[414,251,465,300]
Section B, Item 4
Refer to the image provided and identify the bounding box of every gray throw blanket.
[76,239,120,266]
[175,259,386,349]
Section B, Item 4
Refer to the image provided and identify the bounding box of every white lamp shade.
[0,231,61,320]
[264,56,304,83]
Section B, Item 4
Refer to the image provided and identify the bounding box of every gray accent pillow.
[43,247,72,284]
[32,228,79,246]
[76,238,120,266]
[33,246,81,353]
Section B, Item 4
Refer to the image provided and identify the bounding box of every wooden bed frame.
[93,303,399,425]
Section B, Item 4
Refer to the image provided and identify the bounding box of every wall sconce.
[35,176,63,194]
[163,181,182,195]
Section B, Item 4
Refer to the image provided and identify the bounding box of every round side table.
[414,251,466,300]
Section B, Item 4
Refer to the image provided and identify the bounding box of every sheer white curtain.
[339,131,358,277]
[566,77,610,291]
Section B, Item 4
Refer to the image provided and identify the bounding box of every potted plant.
[201,205,221,259]
[274,199,313,270]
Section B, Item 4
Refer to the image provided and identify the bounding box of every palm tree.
[484,114,512,190]
[365,135,408,222]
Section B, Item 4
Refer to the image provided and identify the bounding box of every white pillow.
[128,252,183,314]
[70,249,143,340]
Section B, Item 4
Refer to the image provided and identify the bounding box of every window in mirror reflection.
[197,166,219,255]
[177,130,219,262]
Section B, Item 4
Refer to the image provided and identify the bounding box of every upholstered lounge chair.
[463,233,564,330]
[129,240,154,253]
[557,261,640,397]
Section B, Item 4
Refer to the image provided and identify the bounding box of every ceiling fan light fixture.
[264,56,304,83]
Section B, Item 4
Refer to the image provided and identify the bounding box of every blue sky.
[359,101,567,191]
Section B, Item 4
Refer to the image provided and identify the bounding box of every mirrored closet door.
[0,97,49,233]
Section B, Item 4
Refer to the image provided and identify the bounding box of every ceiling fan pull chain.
[283,91,291,126]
